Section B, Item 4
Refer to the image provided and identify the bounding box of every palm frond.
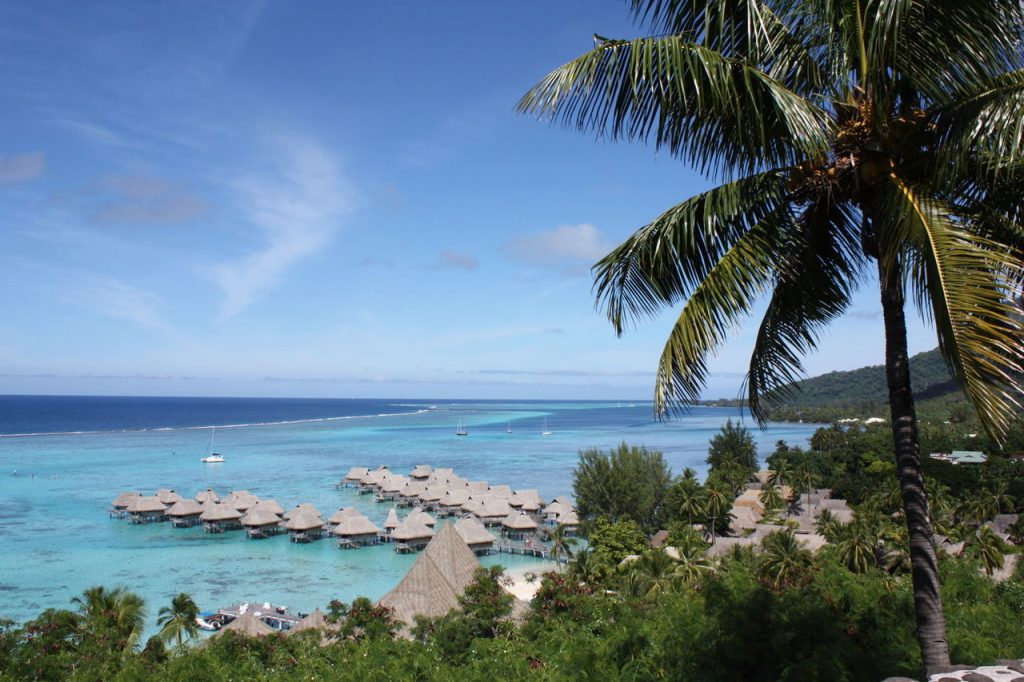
[652,205,795,415]
[517,35,832,177]
[593,169,792,334]
[878,174,1024,439]
[744,197,862,422]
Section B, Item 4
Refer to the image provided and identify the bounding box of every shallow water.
[0,399,819,631]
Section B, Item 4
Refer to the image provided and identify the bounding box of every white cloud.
[62,275,166,331]
[210,136,353,318]
[431,249,478,270]
[500,223,611,269]
[0,152,45,184]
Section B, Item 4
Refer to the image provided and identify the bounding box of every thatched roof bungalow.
[406,509,436,528]
[510,489,543,510]
[383,508,400,534]
[476,498,511,526]
[501,511,538,539]
[287,608,333,637]
[378,522,481,624]
[166,499,204,527]
[224,491,259,512]
[156,488,183,506]
[327,507,360,528]
[467,481,489,494]
[251,499,285,517]
[343,466,370,485]
[285,511,325,543]
[111,491,141,510]
[284,503,322,520]
[428,467,455,483]
[214,612,275,638]
[454,517,495,555]
[392,517,434,551]
[409,465,433,480]
[488,484,512,499]
[200,502,243,532]
[242,508,284,538]
[333,512,380,547]
[438,488,470,514]
[126,495,167,524]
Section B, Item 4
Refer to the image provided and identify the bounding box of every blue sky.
[0,1,937,400]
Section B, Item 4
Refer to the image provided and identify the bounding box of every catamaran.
[201,426,225,463]
[541,418,552,436]
[455,419,468,436]
[507,420,512,434]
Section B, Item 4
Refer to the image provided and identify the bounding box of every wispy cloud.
[0,151,45,184]
[210,136,353,318]
[429,249,478,270]
[356,254,394,269]
[61,274,166,331]
[52,172,209,225]
[500,223,611,272]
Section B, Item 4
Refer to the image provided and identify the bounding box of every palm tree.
[673,542,713,586]
[756,529,813,590]
[677,483,707,526]
[625,549,679,596]
[71,585,146,653]
[519,3,1024,671]
[548,524,578,564]
[767,463,789,491]
[967,526,1007,576]
[836,522,878,574]
[703,486,731,542]
[156,593,200,648]
[758,484,784,518]
[815,508,842,542]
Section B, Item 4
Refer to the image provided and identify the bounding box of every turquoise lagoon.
[0,400,820,631]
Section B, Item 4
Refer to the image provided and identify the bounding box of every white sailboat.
[201,426,225,463]
[455,418,468,436]
[507,420,512,434]
[541,418,552,436]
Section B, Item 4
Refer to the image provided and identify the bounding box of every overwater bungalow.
[201,502,243,533]
[476,498,511,526]
[501,511,538,540]
[156,488,184,506]
[406,508,436,528]
[166,499,204,527]
[438,488,470,516]
[510,489,543,511]
[392,517,434,552]
[359,466,390,493]
[284,503,322,520]
[213,612,275,638]
[242,508,284,538]
[398,481,427,507]
[559,510,579,535]
[224,490,260,512]
[333,513,380,548]
[488,484,513,499]
[383,508,400,536]
[109,492,141,518]
[543,501,567,523]
[454,517,496,555]
[378,522,480,624]
[428,467,454,483]
[195,488,220,504]
[126,495,168,524]
[285,511,325,543]
[467,481,489,494]
[326,506,360,529]
[377,475,408,502]
[287,608,333,637]
[342,466,370,488]
[409,464,433,480]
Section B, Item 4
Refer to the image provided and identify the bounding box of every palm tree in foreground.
[520,1,1024,673]
[157,592,200,648]
[72,585,146,653]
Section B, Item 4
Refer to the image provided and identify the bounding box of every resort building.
[476,497,512,526]
[250,499,285,517]
[398,481,427,507]
[342,466,370,487]
[454,517,496,555]
[224,490,259,512]
[501,511,538,540]
[378,522,481,625]
[195,488,220,504]
[213,612,276,638]
[242,508,284,538]
[201,502,243,533]
[287,608,333,638]
[109,491,141,518]
[392,516,434,552]
[509,489,543,511]
[285,511,325,543]
[333,512,380,548]
[377,475,408,502]
[438,488,470,515]
[326,506,360,530]
[406,508,436,528]
[409,464,433,480]
[126,495,168,524]
[166,499,204,527]
[284,503,322,520]
[383,508,400,536]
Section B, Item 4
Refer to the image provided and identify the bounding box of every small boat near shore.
[201,426,224,463]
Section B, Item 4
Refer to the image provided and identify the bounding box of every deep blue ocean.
[0,395,822,633]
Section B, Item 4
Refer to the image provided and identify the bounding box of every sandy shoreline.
[502,562,559,601]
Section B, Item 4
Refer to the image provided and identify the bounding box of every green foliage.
[706,418,758,479]
[572,442,672,532]
[156,593,199,648]
[586,517,649,573]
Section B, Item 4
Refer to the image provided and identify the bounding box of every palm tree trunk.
[877,257,951,673]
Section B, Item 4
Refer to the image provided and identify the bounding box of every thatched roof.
[502,511,538,530]
[195,488,220,504]
[510,489,543,508]
[488,485,512,499]
[478,498,511,519]
[552,496,573,507]
[112,492,141,508]
[251,499,284,516]
[378,522,481,624]
[559,510,579,526]
[166,500,204,517]
[384,508,400,529]
[418,485,446,503]
[409,464,433,479]
[428,467,454,483]
[156,489,183,505]
[454,517,495,546]
[225,491,259,511]
[381,475,409,493]
[544,501,566,517]
[327,507,361,525]
[333,513,379,537]
[392,517,434,542]
[201,502,243,521]
[407,509,436,527]
[345,466,370,481]
[127,495,166,513]
[439,488,470,507]
[242,508,282,528]
[289,608,332,634]
[285,511,324,531]
[362,469,389,487]
[467,481,489,494]
[217,612,274,637]
[284,503,322,520]
[400,481,428,498]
